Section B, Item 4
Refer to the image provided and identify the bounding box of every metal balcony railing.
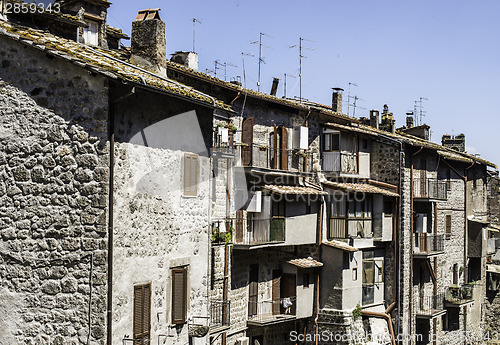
[414,234,444,255]
[413,178,447,200]
[248,297,296,323]
[322,151,360,174]
[235,144,313,173]
[445,285,474,305]
[232,217,285,246]
[415,292,444,316]
[210,300,230,327]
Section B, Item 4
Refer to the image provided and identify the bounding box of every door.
[241,117,254,166]
[248,264,259,316]
[272,125,288,170]
[280,273,296,315]
[272,269,282,315]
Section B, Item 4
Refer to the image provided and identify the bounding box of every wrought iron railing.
[416,292,444,316]
[234,144,313,172]
[445,285,474,304]
[248,297,296,322]
[210,300,230,327]
[414,233,444,254]
[413,178,447,199]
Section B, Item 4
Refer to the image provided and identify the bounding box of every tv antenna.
[414,97,428,125]
[214,60,237,81]
[241,52,254,88]
[289,37,314,103]
[351,96,366,117]
[347,82,357,117]
[192,18,201,53]
[283,73,296,98]
[250,32,273,92]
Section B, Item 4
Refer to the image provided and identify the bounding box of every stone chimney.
[170,51,198,71]
[131,9,166,75]
[332,88,344,113]
[270,78,280,96]
[406,115,414,128]
[370,110,379,130]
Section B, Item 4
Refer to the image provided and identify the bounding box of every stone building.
[1,1,499,345]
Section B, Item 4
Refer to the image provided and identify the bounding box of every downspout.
[106,92,115,345]
[463,161,474,342]
[360,310,396,345]
[315,174,324,345]
[409,146,423,344]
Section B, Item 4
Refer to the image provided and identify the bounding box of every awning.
[322,181,399,198]
[286,257,323,269]
[487,264,500,275]
[322,240,358,252]
[262,185,327,196]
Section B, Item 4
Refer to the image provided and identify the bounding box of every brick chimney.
[406,114,414,128]
[131,9,167,75]
[332,88,344,113]
[270,77,280,96]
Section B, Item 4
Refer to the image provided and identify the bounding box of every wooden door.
[272,269,282,315]
[248,264,259,316]
[280,273,296,315]
[241,117,254,166]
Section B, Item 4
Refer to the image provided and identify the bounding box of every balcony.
[413,234,444,258]
[232,217,285,248]
[413,178,447,200]
[247,297,296,326]
[445,285,474,307]
[236,144,313,173]
[329,218,373,239]
[322,151,359,174]
[415,292,445,319]
[210,300,230,329]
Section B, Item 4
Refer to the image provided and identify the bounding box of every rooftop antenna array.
[192,18,201,53]
[214,60,237,81]
[289,37,314,103]
[283,73,296,98]
[250,32,273,92]
[347,82,357,117]
[241,52,254,88]
[414,97,428,126]
[351,96,366,117]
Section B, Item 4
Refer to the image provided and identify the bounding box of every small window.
[303,273,310,288]
[83,20,99,46]
[134,283,151,344]
[323,133,340,152]
[362,260,374,286]
[445,215,452,239]
[184,153,198,196]
[172,267,188,324]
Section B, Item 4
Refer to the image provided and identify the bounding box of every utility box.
[293,126,309,150]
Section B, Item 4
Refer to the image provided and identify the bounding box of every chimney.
[270,78,280,96]
[332,88,344,113]
[406,114,414,128]
[131,9,167,75]
[170,51,199,71]
[370,110,379,130]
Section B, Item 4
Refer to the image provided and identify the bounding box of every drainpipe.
[315,174,324,345]
[360,310,396,345]
[463,161,474,342]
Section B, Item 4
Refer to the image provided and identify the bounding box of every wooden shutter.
[272,269,282,315]
[445,215,452,239]
[172,268,187,324]
[235,209,244,243]
[248,264,258,316]
[184,154,198,196]
[272,124,278,169]
[280,126,288,170]
[241,117,254,166]
[420,159,427,197]
[133,283,151,345]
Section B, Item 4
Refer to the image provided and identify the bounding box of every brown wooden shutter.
[133,283,151,345]
[272,269,282,315]
[280,126,288,170]
[241,117,254,166]
[172,268,187,324]
[235,209,244,243]
[420,160,427,197]
[272,124,278,169]
[184,154,198,196]
[248,264,258,316]
[445,215,452,239]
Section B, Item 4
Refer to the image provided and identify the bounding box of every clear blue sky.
[108,0,500,167]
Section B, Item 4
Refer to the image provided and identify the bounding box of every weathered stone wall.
[0,34,109,345]
[371,140,400,185]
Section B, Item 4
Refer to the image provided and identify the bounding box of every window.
[83,20,99,46]
[303,273,310,288]
[330,199,346,218]
[172,267,187,324]
[184,153,198,196]
[134,283,151,344]
[384,200,393,216]
[445,215,452,239]
[349,198,372,219]
[272,199,285,218]
[352,267,358,281]
[323,132,340,152]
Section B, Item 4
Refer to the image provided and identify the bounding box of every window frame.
[323,132,340,152]
[83,20,99,46]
